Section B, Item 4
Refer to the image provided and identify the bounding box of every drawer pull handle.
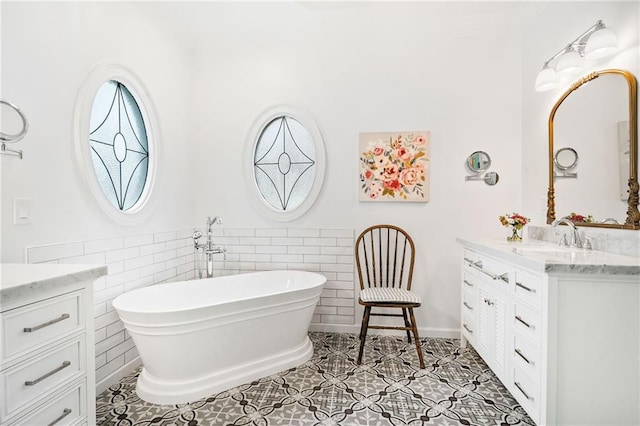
[463,279,474,287]
[514,381,533,401]
[468,261,509,283]
[23,313,70,332]
[463,302,473,310]
[515,348,534,365]
[516,282,536,293]
[515,315,534,329]
[484,298,494,306]
[48,408,72,426]
[25,361,71,386]
[463,324,473,334]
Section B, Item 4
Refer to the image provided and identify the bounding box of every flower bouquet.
[498,212,530,242]
[567,212,595,223]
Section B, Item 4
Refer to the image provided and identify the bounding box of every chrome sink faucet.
[551,217,582,248]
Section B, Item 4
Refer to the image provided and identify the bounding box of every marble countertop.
[1,263,108,309]
[457,238,640,275]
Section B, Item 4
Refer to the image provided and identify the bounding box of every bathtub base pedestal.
[136,336,314,405]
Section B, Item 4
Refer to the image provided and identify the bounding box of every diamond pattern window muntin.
[253,115,317,212]
[89,80,150,212]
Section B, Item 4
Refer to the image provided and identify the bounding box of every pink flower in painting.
[383,163,400,181]
[396,145,411,162]
[368,181,382,198]
[364,170,373,180]
[372,146,385,157]
[383,179,401,191]
[414,135,427,146]
[400,167,421,187]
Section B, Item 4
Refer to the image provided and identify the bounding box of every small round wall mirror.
[466,151,491,173]
[554,147,578,171]
[484,171,499,185]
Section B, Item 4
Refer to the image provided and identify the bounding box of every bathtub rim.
[112,269,327,315]
[119,286,322,332]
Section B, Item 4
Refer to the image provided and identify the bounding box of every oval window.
[89,80,149,211]
[74,63,159,225]
[247,106,325,221]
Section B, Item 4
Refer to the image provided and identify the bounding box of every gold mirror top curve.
[546,69,639,230]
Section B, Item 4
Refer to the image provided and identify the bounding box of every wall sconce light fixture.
[534,20,618,92]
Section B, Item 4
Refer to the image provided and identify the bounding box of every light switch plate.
[13,198,31,225]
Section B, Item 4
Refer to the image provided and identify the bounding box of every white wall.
[189,2,525,334]
[0,1,194,263]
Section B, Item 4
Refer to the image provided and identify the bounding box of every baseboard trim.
[310,323,460,339]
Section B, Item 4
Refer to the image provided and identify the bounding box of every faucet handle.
[556,232,569,247]
[582,236,593,250]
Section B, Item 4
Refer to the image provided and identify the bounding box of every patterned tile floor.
[96,332,535,425]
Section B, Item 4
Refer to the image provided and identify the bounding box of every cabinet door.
[476,283,509,382]
[491,289,509,382]
[476,284,493,361]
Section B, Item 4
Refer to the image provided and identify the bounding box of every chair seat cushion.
[360,287,421,304]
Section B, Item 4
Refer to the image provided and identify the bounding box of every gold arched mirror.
[547,69,639,229]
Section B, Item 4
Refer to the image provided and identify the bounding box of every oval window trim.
[245,105,326,222]
[74,63,160,225]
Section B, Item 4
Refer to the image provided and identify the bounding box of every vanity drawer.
[1,336,85,422]
[1,291,84,363]
[513,302,541,347]
[461,315,475,343]
[463,252,510,289]
[513,331,540,381]
[511,364,541,424]
[6,379,86,426]
[514,269,543,308]
[462,271,478,291]
[462,289,476,313]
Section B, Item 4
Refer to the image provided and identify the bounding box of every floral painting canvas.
[359,131,430,202]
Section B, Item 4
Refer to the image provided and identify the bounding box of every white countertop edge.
[1,263,108,308]
[456,238,640,275]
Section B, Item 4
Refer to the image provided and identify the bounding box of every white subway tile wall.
[25,227,355,390]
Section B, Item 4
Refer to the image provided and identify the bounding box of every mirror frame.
[547,69,639,230]
[554,147,578,171]
[466,150,491,174]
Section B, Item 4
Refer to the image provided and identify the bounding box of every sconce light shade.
[585,25,618,59]
[535,65,559,92]
[535,20,617,93]
[556,48,582,76]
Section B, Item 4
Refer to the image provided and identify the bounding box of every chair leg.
[408,308,425,369]
[402,308,412,343]
[357,306,371,365]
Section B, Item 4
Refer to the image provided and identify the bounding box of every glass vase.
[507,227,522,242]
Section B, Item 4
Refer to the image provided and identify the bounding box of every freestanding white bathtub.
[112,270,326,405]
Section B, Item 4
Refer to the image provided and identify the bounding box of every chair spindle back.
[355,224,415,291]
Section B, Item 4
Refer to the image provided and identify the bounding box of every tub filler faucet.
[193,216,226,278]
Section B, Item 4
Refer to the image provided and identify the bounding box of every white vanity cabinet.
[461,249,511,385]
[458,239,640,426]
[0,264,107,426]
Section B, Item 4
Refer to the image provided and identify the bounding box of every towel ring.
[1,99,28,159]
